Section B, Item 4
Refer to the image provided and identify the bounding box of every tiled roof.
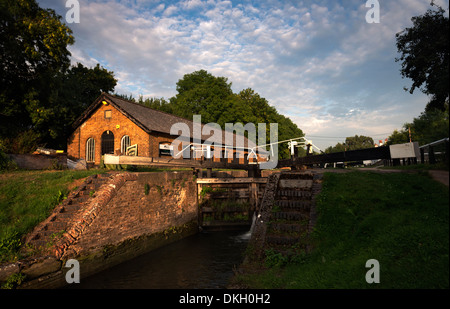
[74,93,257,149]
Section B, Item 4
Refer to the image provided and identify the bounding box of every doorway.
[101,131,115,155]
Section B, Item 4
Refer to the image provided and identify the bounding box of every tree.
[137,97,173,114]
[395,4,449,111]
[387,129,409,145]
[388,103,449,146]
[0,0,74,123]
[0,0,117,152]
[171,70,234,123]
[345,135,374,150]
[325,143,346,154]
[49,63,117,148]
[0,0,74,151]
[235,88,304,159]
[325,135,374,153]
[409,106,449,145]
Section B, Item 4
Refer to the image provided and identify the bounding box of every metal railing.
[419,137,449,164]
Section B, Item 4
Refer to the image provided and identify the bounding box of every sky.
[37,0,449,150]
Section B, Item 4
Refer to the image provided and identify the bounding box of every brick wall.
[150,131,179,158]
[67,171,198,256]
[67,103,151,165]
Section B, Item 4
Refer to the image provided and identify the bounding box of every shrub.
[0,130,41,154]
[0,150,17,171]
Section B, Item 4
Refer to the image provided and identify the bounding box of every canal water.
[71,230,251,289]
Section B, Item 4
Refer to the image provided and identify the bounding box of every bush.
[264,248,288,268]
[0,130,41,154]
[0,150,17,171]
[0,231,22,262]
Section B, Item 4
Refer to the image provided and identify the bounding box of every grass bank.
[378,162,449,171]
[234,171,449,288]
[0,169,105,263]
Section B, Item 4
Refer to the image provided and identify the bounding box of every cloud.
[36,0,438,149]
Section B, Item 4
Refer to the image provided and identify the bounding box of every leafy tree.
[387,129,409,145]
[391,105,449,145]
[171,69,234,123]
[345,135,374,150]
[235,88,304,159]
[325,135,374,153]
[1,0,74,151]
[0,0,74,127]
[395,4,449,111]
[137,96,174,114]
[409,106,449,145]
[388,103,449,146]
[325,143,346,154]
[0,0,117,151]
[50,63,117,148]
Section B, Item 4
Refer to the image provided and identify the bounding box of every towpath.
[309,167,449,187]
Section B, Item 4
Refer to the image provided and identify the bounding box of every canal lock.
[197,177,267,231]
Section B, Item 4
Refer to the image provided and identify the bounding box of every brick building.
[67,93,257,165]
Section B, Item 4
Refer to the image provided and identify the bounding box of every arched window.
[121,135,131,155]
[86,138,95,163]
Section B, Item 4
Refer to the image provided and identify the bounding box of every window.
[159,142,173,156]
[104,110,112,119]
[86,138,95,163]
[121,135,131,155]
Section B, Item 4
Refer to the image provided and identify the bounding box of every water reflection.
[70,230,250,289]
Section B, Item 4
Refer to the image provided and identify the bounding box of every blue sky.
[38,0,448,150]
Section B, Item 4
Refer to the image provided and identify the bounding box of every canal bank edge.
[1,171,199,289]
[3,221,198,289]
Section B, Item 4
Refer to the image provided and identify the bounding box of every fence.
[419,138,449,165]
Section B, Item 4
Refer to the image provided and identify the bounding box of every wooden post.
[306,144,312,156]
[420,148,425,164]
[248,165,261,178]
[248,166,254,178]
[445,140,449,165]
[197,182,201,227]
[206,168,212,178]
[250,182,258,210]
[429,146,436,164]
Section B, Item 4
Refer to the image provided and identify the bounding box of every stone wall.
[66,171,198,258]
[8,153,67,170]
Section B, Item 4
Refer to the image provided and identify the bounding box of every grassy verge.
[378,162,449,171]
[0,169,105,263]
[234,171,449,288]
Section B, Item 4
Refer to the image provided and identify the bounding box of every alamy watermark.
[65,0,80,24]
[65,259,80,284]
[365,259,380,284]
[170,115,279,169]
[365,0,380,23]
